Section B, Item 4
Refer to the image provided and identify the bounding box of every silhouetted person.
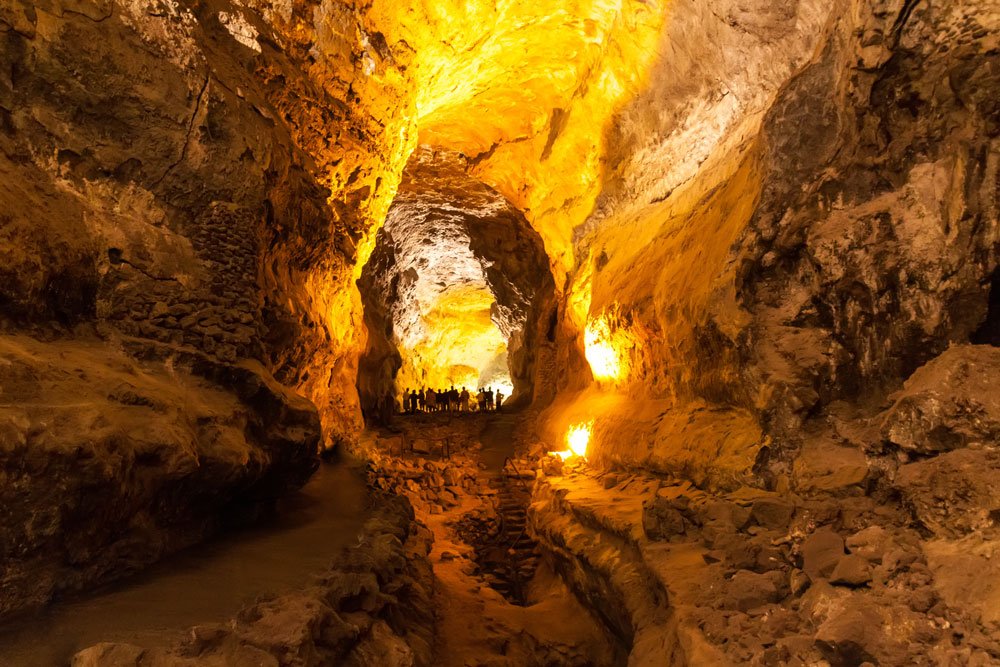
[426,388,437,412]
[460,387,470,412]
[418,388,425,412]
[495,390,503,412]
[485,386,494,412]
[448,385,458,411]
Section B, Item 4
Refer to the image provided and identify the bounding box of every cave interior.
[1,0,1000,665]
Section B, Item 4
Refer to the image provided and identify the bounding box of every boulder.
[845,526,890,563]
[802,528,845,581]
[814,606,881,667]
[642,495,697,540]
[924,537,1000,625]
[895,448,1000,537]
[721,570,783,612]
[750,498,795,531]
[880,346,1000,454]
[830,555,871,586]
[71,644,146,667]
[342,620,414,667]
[793,439,868,493]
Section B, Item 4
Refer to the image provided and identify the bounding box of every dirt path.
[369,413,618,666]
[0,464,369,667]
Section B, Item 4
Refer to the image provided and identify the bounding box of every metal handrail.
[502,456,532,492]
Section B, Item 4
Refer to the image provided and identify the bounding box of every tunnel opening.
[356,147,556,424]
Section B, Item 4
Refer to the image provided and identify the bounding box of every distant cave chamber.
[356,149,556,418]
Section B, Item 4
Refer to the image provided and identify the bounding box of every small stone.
[750,498,794,531]
[168,303,193,317]
[802,528,845,581]
[830,554,871,586]
[845,526,889,563]
[883,548,918,573]
[150,301,169,318]
[789,568,810,595]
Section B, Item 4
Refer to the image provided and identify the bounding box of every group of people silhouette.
[403,386,503,413]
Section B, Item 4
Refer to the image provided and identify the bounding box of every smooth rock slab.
[793,439,868,494]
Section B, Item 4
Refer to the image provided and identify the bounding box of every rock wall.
[0,0,670,613]
[519,3,1000,663]
[740,0,1000,446]
[0,336,320,618]
[540,0,1000,490]
[357,149,556,413]
[0,0,407,613]
[2,0,999,653]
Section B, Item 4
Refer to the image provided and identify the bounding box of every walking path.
[0,464,369,666]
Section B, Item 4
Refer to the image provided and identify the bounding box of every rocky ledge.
[0,334,320,620]
[72,493,435,667]
[527,344,1000,666]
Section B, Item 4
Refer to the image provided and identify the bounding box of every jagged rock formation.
[0,336,319,618]
[541,0,1000,487]
[0,0,363,615]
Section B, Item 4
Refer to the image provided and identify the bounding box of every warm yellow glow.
[360,0,667,283]
[584,318,622,381]
[583,312,637,383]
[287,0,666,439]
[553,420,593,460]
[396,285,508,391]
[567,421,592,457]
[491,379,515,399]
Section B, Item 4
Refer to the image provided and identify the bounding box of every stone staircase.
[457,457,541,605]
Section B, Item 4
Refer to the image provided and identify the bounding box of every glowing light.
[567,421,592,457]
[584,316,630,382]
[552,421,593,460]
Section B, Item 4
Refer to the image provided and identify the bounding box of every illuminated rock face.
[541,0,1000,490]
[0,0,349,615]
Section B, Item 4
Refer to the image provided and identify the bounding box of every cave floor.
[366,412,620,666]
[370,409,1000,666]
[0,464,369,666]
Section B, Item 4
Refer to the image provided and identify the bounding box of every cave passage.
[357,148,556,421]
[2,1,999,666]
